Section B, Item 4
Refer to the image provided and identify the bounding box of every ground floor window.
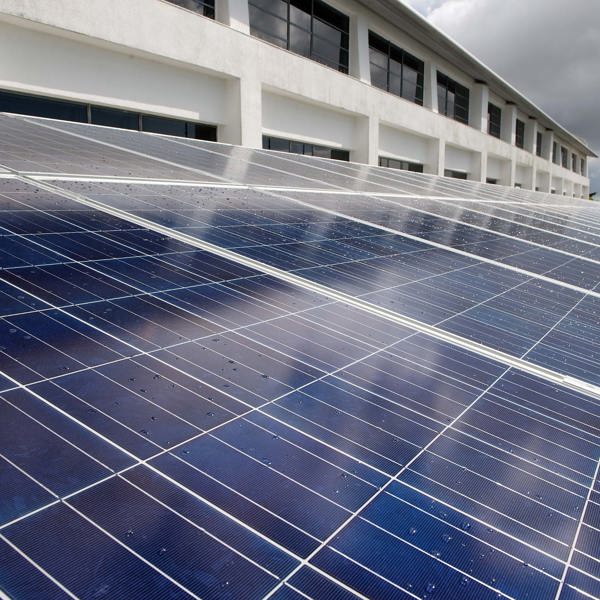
[262,135,350,161]
[378,157,423,172]
[444,169,468,180]
[486,177,498,185]
[0,89,217,141]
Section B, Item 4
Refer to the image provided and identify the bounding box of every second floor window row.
[369,32,424,105]
[249,0,350,73]
[437,72,469,125]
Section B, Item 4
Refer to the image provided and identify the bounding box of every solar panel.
[1,114,599,600]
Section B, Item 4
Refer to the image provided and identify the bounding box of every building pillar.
[541,129,554,162]
[423,62,438,113]
[217,0,251,33]
[471,150,487,183]
[469,81,488,132]
[426,138,444,176]
[221,77,262,148]
[353,115,379,165]
[350,15,371,84]
[525,166,536,191]
[524,118,537,154]
[501,102,517,146]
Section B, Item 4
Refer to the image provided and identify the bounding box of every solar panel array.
[1,112,599,600]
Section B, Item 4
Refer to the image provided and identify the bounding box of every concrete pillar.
[350,15,371,84]
[501,103,517,145]
[469,82,489,132]
[353,115,379,165]
[525,166,536,191]
[426,138,444,175]
[471,150,487,183]
[541,129,554,162]
[217,0,251,33]
[524,118,537,154]
[423,62,438,113]
[221,77,262,148]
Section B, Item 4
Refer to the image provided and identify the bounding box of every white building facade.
[0,0,594,196]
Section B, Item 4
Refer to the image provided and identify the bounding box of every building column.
[350,15,371,84]
[423,62,438,113]
[524,118,537,154]
[426,138,444,176]
[221,77,262,148]
[217,0,250,33]
[542,129,554,162]
[471,150,487,183]
[469,81,489,132]
[353,115,379,165]
[501,102,517,146]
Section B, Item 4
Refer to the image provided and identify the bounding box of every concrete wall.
[0,0,591,196]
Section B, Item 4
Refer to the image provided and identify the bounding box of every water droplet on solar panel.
[261,458,272,466]
[157,547,167,556]
[261,374,269,378]
[409,527,417,535]
[8,328,16,334]
[441,533,452,543]
[272,434,279,440]
[139,388,146,393]
[151,416,157,421]
[139,429,149,435]
[228,359,234,364]
[432,550,441,558]
[126,529,134,537]
[129,377,135,382]
[460,521,471,531]
[220,581,230,589]
[460,577,469,587]
[23,335,31,340]
[206,411,215,417]
[425,582,436,594]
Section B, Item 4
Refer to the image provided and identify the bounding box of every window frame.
[263,135,350,161]
[368,31,424,106]
[487,103,501,138]
[379,156,424,172]
[437,72,470,125]
[515,119,525,149]
[249,0,350,73]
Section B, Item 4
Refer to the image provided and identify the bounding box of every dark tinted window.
[444,169,468,179]
[581,158,586,175]
[437,72,469,124]
[561,146,568,168]
[164,0,215,18]
[572,153,577,172]
[368,32,424,105]
[515,119,525,148]
[553,141,558,163]
[379,157,423,172]
[263,135,349,160]
[91,106,139,130]
[487,103,501,138]
[536,131,543,156]
[249,0,349,73]
[0,89,216,141]
[0,89,87,122]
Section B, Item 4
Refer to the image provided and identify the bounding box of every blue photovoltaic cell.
[1,115,600,600]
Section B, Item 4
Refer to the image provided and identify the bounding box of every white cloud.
[403,0,600,193]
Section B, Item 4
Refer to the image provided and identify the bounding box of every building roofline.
[358,0,597,158]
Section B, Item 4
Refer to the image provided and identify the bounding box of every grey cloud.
[405,0,600,193]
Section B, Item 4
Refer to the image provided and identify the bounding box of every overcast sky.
[404,0,600,194]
